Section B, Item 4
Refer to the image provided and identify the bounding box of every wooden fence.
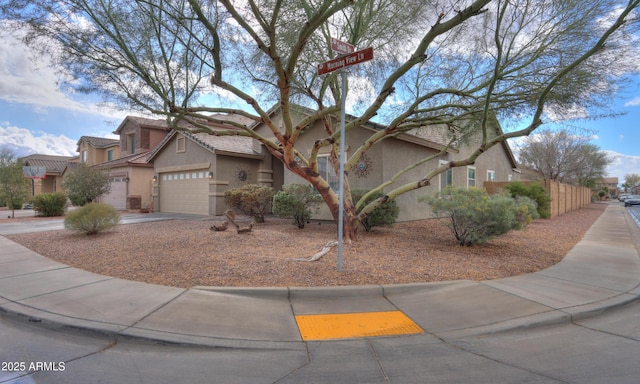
[484,180,591,218]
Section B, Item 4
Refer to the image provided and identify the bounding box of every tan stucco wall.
[126,167,154,209]
[78,142,120,166]
[213,155,262,215]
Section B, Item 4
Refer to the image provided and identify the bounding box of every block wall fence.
[484,180,592,218]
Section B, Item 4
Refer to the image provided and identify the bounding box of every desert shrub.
[64,202,121,235]
[422,187,520,246]
[272,184,323,228]
[513,195,540,229]
[352,189,400,232]
[32,192,67,217]
[503,181,551,219]
[224,184,274,223]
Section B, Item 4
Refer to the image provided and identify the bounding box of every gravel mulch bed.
[5,203,607,288]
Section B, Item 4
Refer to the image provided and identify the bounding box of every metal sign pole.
[337,70,347,272]
[318,38,372,272]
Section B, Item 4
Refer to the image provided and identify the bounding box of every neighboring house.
[20,154,76,198]
[93,116,171,210]
[146,105,519,221]
[593,177,618,198]
[77,136,120,165]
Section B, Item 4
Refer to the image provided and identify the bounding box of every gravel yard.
[6,203,607,288]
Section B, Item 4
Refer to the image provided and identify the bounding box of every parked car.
[624,195,640,207]
[618,193,631,202]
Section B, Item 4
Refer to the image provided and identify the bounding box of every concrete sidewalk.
[0,204,639,348]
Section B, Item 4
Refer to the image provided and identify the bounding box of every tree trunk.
[316,185,359,241]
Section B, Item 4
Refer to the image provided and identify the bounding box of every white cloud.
[0,27,134,121]
[624,97,640,107]
[603,150,640,184]
[0,122,77,157]
[0,31,86,111]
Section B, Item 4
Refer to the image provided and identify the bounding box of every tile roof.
[93,151,152,169]
[20,154,74,174]
[78,136,119,148]
[184,131,262,157]
[114,116,170,135]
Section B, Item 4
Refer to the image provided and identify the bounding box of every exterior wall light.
[152,175,158,183]
[208,172,214,179]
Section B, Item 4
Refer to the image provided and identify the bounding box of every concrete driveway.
[0,210,209,235]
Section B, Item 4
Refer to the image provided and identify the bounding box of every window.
[487,170,495,182]
[467,167,476,187]
[176,137,186,153]
[107,149,114,162]
[508,174,513,182]
[81,150,87,163]
[128,134,136,153]
[318,155,339,191]
[439,160,452,191]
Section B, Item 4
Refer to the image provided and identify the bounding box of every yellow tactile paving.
[295,311,424,341]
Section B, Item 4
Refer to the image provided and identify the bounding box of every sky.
[1,31,639,187]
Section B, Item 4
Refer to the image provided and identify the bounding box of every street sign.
[317,46,374,75]
[331,38,355,55]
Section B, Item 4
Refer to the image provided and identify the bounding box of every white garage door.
[101,177,127,210]
[159,170,209,214]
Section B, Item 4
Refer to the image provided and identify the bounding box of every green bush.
[513,195,540,229]
[62,163,111,206]
[272,184,323,228]
[224,184,274,223]
[352,189,400,232]
[503,181,551,219]
[9,196,28,210]
[32,192,67,217]
[64,203,121,235]
[422,187,520,246]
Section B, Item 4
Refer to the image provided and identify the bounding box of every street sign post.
[317,46,374,76]
[317,41,374,272]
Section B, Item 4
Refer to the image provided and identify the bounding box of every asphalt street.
[1,299,639,383]
[0,203,639,383]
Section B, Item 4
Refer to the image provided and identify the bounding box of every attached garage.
[101,176,127,210]
[148,129,265,216]
[158,169,209,214]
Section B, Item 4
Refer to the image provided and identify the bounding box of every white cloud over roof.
[0,121,77,157]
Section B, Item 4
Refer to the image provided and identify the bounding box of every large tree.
[622,173,640,191]
[3,0,639,239]
[0,147,30,218]
[517,128,612,187]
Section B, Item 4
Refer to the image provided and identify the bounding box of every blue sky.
[1,31,639,186]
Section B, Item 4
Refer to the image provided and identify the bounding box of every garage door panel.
[102,178,127,210]
[159,170,209,214]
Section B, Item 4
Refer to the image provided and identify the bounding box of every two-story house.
[94,116,171,210]
[76,136,120,165]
